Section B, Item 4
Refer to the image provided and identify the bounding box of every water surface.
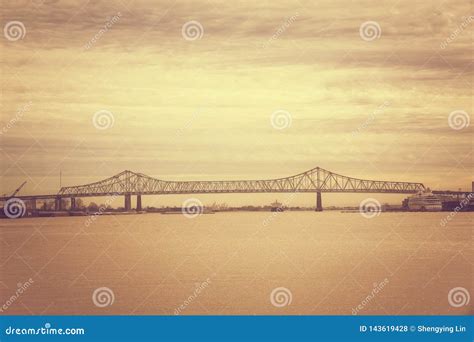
[0,212,472,315]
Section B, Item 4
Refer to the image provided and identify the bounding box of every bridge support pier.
[124,194,131,211]
[136,195,142,211]
[315,191,323,211]
[70,197,76,210]
[55,197,62,211]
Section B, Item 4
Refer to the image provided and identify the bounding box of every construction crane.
[2,181,27,198]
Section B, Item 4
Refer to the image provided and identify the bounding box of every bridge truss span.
[57,167,425,197]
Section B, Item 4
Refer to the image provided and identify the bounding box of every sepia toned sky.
[1,0,472,205]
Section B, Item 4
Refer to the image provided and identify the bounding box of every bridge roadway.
[1,167,465,212]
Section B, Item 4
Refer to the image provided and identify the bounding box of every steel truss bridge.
[1,166,426,211]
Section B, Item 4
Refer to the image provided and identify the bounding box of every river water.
[0,211,472,315]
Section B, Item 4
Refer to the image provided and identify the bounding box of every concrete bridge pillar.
[136,195,142,211]
[70,197,76,210]
[124,194,131,211]
[55,197,62,211]
[315,191,323,211]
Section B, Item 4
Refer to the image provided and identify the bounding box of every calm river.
[0,212,471,315]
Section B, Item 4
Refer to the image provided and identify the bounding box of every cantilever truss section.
[58,167,425,197]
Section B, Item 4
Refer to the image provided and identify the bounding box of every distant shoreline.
[1,207,473,220]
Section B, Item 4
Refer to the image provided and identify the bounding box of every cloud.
[0,0,472,194]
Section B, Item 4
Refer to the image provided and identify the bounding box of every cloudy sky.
[1,0,472,205]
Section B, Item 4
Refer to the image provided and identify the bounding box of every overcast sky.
[1,0,472,205]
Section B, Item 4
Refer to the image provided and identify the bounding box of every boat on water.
[270,200,284,212]
[407,190,442,212]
